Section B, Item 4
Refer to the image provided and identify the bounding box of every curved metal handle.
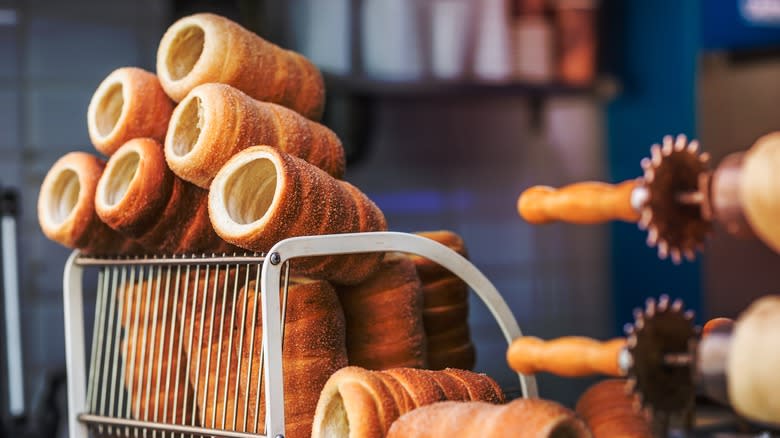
[518,180,641,224]
[507,336,626,377]
[261,232,539,432]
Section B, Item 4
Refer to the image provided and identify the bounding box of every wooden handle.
[507,336,626,377]
[518,180,640,224]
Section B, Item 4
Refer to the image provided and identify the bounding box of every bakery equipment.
[508,295,698,435]
[509,294,780,434]
[63,231,538,438]
[517,132,780,263]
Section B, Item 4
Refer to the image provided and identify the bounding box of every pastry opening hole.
[549,421,586,438]
[103,151,140,207]
[223,157,277,225]
[166,25,204,80]
[171,95,203,156]
[95,82,124,138]
[322,392,349,437]
[47,169,80,225]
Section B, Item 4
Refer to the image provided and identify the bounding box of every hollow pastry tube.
[95,138,233,254]
[87,67,174,156]
[576,379,652,438]
[165,83,343,189]
[312,366,504,438]
[208,146,386,285]
[38,151,139,255]
[156,13,325,120]
[387,398,592,438]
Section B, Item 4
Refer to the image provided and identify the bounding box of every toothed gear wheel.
[623,295,698,419]
[639,134,712,264]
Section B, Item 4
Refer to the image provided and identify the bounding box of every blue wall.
[702,0,780,50]
[603,0,703,333]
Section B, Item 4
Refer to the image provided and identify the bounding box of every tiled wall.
[0,1,611,434]
[346,96,611,404]
[0,0,170,429]
[698,53,780,318]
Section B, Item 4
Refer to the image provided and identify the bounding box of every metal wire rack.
[64,231,538,438]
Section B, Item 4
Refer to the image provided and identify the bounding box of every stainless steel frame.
[64,231,537,438]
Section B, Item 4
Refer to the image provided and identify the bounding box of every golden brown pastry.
[311,366,504,438]
[87,67,174,156]
[164,83,344,188]
[120,277,195,425]
[739,132,780,253]
[410,230,475,370]
[337,252,427,370]
[227,278,348,436]
[38,151,139,255]
[408,230,468,282]
[208,146,387,285]
[95,138,233,254]
[575,379,652,438]
[387,398,592,438]
[727,295,780,425]
[156,13,324,120]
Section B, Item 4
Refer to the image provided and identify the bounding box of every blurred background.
[0,0,779,435]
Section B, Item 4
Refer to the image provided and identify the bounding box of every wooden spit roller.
[87,67,174,156]
[208,146,387,285]
[157,13,324,120]
[518,132,780,262]
[508,336,627,378]
[37,152,139,255]
[508,296,699,433]
[164,83,344,189]
[95,138,234,254]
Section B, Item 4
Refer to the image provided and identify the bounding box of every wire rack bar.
[65,232,536,438]
[78,414,267,438]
